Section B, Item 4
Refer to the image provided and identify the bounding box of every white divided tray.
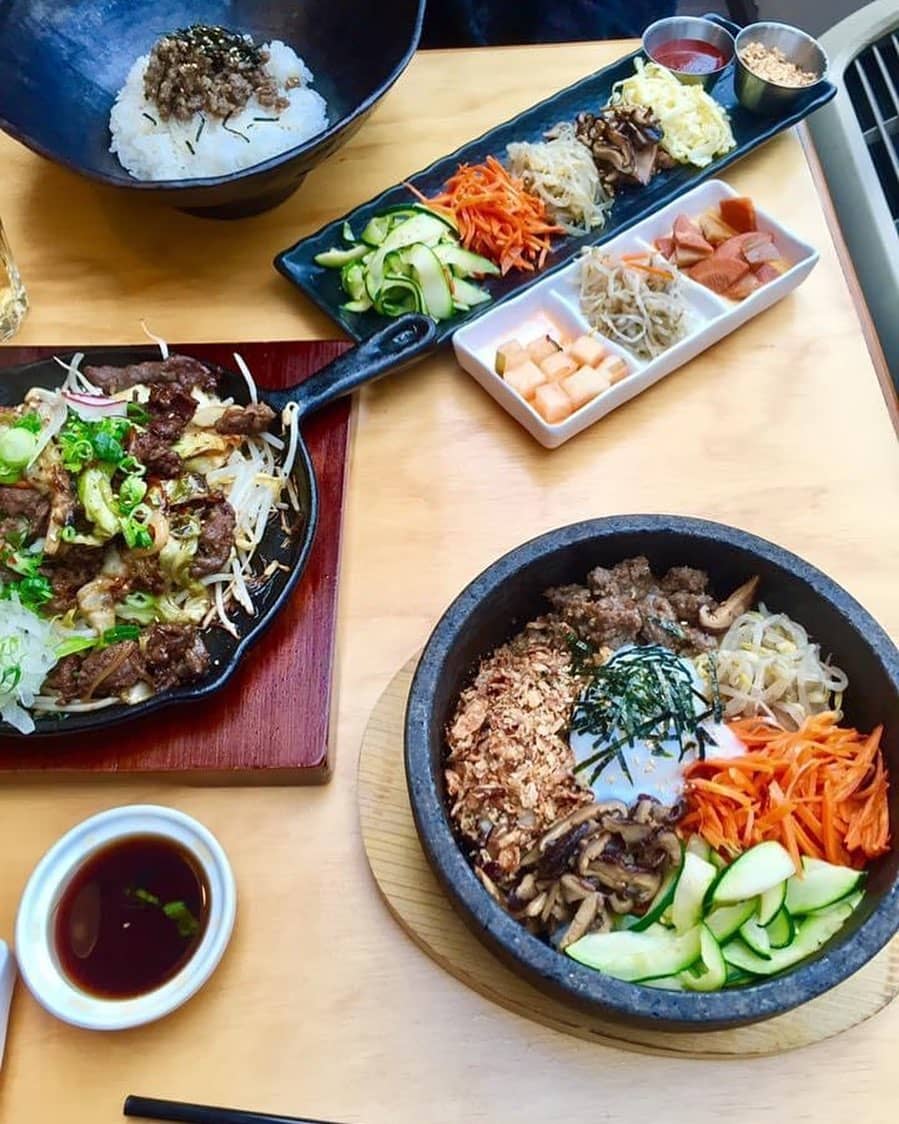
[452,180,819,448]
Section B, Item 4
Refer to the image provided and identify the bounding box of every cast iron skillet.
[405,516,899,1031]
[0,313,436,738]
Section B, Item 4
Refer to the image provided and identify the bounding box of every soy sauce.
[652,38,729,74]
[54,835,209,998]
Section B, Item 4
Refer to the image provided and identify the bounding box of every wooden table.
[2,41,899,1124]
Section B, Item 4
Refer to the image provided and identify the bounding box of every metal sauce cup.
[734,22,828,116]
[642,16,735,90]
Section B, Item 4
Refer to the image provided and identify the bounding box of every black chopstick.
[124,1095,345,1124]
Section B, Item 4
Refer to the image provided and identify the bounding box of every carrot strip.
[410,157,562,276]
[682,712,891,872]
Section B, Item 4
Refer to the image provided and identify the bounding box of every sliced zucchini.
[764,907,795,949]
[738,915,772,959]
[566,924,702,983]
[342,220,355,242]
[758,880,787,925]
[314,244,370,268]
[379,202,460,232]
[629,845,683,932]
[672,852,717,934]
[360,215,393,246]
[434,243,501,278]
[784,857,864,915]
[709,849,728,872]
[401,243,454,320]
[450,278,491,308]
[722,898,855,977]
[681,924,727,992]
[685,835,712,862]
[381,211,453,253]
[705,898,757,943]
[711,841,795,905]
[340,261,368,302]
[341,298,372,314]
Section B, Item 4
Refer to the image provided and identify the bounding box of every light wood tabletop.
[2,40,899,1124]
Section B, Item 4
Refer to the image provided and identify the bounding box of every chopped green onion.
[102,624,140,645]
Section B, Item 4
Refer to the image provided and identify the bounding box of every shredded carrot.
[680,712,891,872]
[409,157,563,276]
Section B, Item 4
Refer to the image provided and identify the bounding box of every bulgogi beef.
[545,556,719,655]
[190,497,236,577]
[142,623,210,691]
[215,402,276,436]
[127,429,182,478]
[47,626,210,702]
[122,552,167,594]
[84,355,217,395]
[0,485,50,538]
[43,545,105,614]
[145,382,197,441]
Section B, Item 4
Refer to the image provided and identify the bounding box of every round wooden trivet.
[359,659,899,1058]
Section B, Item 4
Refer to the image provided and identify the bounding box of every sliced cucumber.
[314,244,370,268]
[672,852,717,935]
[400,243,454,320]
[725,964,758,987]
[685,835,712,862]
[566,924,702,983]
[681,924,727,992]
[764,907,795,949]
[738,915,772,959]
[629,846,683,932]
[705,898,757,943]
[380,211,453,253]
[711,841,795,905]
[722,899,855,977]
[642,975,685,991]
[341,298,372,314]
[434,243,501,278]
[342,220,355,242]
[758,880,787,925]
[784,857,864,915]
[709,849,728,872]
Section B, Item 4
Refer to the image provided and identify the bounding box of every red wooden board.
[0,340,351,783]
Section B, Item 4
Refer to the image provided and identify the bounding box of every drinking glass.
[0,220,28,341]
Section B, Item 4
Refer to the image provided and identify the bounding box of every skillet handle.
[266,313,438,418]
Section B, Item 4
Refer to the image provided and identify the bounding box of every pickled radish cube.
[526,335,562,364]
[533,381,573,424]
[562,365,611,410]
[504,360,547,401]
[540,351,578,381]
[495,340,525,375]
[569,335,606,368]
[598,354,628,384]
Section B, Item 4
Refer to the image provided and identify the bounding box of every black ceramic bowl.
[405,516,899,1031]
[0,0,424,218]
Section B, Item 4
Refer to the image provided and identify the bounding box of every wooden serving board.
[359,659,899,1057]
[0,340,351,783]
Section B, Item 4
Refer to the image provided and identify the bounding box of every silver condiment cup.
[642,17,736,91]
[734,22,828,116]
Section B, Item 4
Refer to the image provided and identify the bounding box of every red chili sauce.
[651,38,729,75]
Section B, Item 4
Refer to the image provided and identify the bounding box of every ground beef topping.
[143,24,290,122]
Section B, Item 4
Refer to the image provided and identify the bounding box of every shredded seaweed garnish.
[252,116,280,122]
[572,645,721,785]
[566,632,597,676]
[185,140,195,155]
[222,113,251,143]
[142,112,158,126]
[195,114,206,144]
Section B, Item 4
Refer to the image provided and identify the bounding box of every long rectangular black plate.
[275,16,836,345]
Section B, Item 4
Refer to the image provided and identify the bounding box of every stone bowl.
[404,515,899,1030]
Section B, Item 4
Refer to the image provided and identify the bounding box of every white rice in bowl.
[109,40,329,181]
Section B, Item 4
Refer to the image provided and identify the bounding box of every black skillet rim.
[0,347,319,739]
